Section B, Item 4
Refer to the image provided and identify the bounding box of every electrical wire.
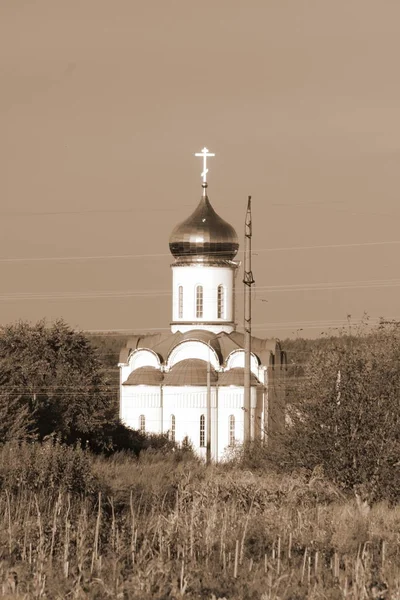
[1,238,400,264]
[2,278,400,303]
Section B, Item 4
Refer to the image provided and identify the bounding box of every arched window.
[178,286,183,319]
[200,414,205,447]
[139,414,145,433]
[217,285,225,319]
[196,286,203,318]
[170,414,176,442]
[229,415,235,447]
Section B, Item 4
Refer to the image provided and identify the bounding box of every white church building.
[119,148,286,461]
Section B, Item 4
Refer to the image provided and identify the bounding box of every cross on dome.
[195,147,215,185]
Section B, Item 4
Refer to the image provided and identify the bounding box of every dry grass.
[0,447,398,599]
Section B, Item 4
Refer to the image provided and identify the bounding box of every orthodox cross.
[195,147,215,184]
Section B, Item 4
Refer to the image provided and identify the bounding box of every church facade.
[119,149,286,461]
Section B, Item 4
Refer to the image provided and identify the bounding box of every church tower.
[169,148,239,334]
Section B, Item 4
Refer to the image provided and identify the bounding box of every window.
[178,286,183,319]
[196,286,203,318]
[170,415,176,442]
[217,285,225,319]
[200,414,205,447]
[229,415,235,447]
[139,414,145,433]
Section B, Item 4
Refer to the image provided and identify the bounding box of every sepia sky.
[1,0,400,339]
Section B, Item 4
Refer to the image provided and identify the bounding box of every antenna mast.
[243,196,254,443]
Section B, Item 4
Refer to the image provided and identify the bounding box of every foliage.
[87,332,130,369]
[90,417,182,456]
[280,323,400,503]
[0,438,96,494]
[0,319,114,445]
[0,447,397,598]
[0,391,35,443]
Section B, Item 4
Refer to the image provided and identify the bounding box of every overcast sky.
[1,0,400,338]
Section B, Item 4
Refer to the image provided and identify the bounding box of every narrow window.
[196,286,203,318]
[229,415,235,446]
[200,414,205,447]
[217,285,224,319]
[170,415,176,442]
[178,286,183,319]
[139,414,145,433]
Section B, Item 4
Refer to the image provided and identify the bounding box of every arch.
[200,414,205,447]
[178,286,183,319]
[167,340,220,370]
[128,348,161,371]
[225,349,260,376]
[195,285,203,318]
[217,285,225,319]
[229,415,235,446]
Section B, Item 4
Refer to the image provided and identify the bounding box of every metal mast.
[243,196,254,443]
[206,349,211,465]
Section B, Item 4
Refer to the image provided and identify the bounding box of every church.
[119,148,286,461]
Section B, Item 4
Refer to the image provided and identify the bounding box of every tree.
[0,392,34,442]
[0,320,114,445]
[279,323,400,503]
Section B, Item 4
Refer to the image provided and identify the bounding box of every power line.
[86,316,388,335]
[0,239,400,264]
[0,204,200,218]
[2,277,400,303]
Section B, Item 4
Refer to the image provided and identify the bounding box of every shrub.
[0,438,96,494]
[279,324,400,504]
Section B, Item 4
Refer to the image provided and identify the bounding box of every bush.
[0,438,96,494]
[89,418,179,455]
[279,324,400,504]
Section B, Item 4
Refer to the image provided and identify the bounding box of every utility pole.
[206,351,211,465]
[243,196,255,443]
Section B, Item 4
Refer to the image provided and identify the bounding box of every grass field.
[0,444,398,599]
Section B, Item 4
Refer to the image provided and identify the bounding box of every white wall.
[120,383,261,461]
[120,386,162,434]
[171,264,237,333]
[217,387,245,454]
[218,386,258,455]
[163,385,217,455]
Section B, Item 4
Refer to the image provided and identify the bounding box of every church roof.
[169,193,239,264]
[228,332,281,368]
[163,359,218,386]
[123,366,163,386]
[119,329,282,368]
[218,367,262,387]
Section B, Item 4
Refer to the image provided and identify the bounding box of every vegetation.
[0,320,114,445]
[0,442,398,599]
[0,319,399,597]
[278,323,400,505]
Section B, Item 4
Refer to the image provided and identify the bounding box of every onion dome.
[123,367,163,386]
[164,359,218,386]
[169,188,239,263]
